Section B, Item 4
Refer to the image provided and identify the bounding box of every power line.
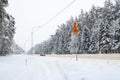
[24,0,77,51]
[33,0,77,32]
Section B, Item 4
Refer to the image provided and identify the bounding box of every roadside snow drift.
[0,54,120,80]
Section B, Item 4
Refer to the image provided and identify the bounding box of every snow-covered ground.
[0,54,120,80]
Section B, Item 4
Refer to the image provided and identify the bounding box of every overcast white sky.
[6,0,114,51]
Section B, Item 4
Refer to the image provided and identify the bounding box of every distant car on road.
[40,53,45,56]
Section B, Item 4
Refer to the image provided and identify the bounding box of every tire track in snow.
[56,62,68,80]
[13,57,46,80]
[38,60,68,80]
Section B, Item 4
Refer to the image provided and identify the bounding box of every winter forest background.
[28,0,120,54]
[0,0,120,56]
[0,0,24,56]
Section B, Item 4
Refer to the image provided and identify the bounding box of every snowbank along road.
[0,54,120,80]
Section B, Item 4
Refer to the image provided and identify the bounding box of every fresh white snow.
[0,54,120,80]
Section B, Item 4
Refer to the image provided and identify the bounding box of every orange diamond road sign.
[72,21,78,35]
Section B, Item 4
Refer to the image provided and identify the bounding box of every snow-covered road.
[0,54,120,80]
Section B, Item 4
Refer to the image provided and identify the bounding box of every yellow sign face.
[72,21,78,35]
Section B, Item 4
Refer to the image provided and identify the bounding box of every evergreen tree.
[28,0,120,54]
[0,0,15,55]
[99,0,114,53]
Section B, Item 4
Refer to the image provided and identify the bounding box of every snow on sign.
[72,21,78,35]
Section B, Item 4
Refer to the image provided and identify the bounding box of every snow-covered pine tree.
[80,12,91,53]
[0,0,8,55]
[89,7,103,54]
[28,0,120,54]
[99,0,114,53]
[65,17,74,54]
[52,29,59,54]
[111,0,120,53]
[76,10,85,53]
[11,41,24,54]
[89,6,100,53]
[2,14,15,55]
[57,25,64,54]
[0,0,15,55]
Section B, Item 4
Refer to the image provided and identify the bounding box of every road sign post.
[72,21,78,61]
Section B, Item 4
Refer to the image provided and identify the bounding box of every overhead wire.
[24,0,77,50]
[33,0,77,32]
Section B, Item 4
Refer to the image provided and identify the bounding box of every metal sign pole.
[72,21,78,61]
[76,49,78,61]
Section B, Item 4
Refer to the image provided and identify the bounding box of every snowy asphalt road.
[0,54,120,80]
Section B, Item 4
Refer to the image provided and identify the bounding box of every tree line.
[0,0,24,55]
[28,0,120,54]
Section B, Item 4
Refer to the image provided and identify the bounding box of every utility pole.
[31,28,34,54]
[31,26,40,54]
[24,42,26,54]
